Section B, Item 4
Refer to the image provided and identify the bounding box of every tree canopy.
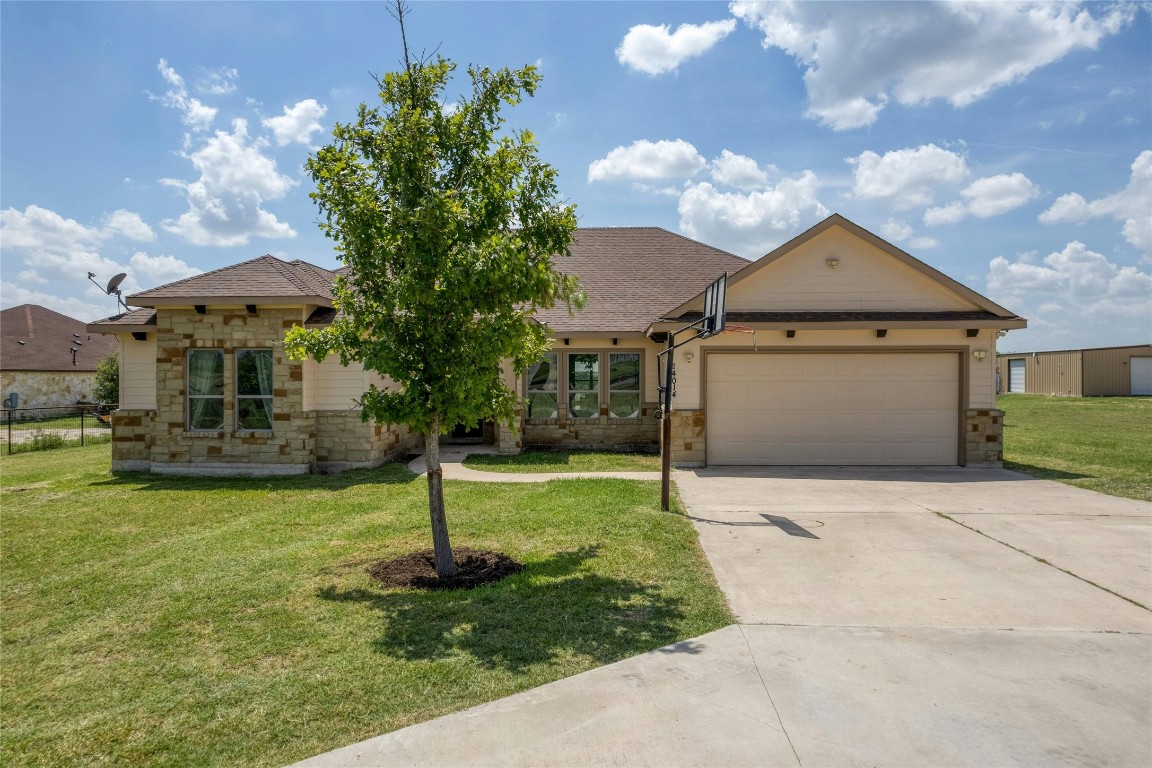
[284,45,580,576]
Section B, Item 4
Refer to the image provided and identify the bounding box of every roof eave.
[126,295,332,308]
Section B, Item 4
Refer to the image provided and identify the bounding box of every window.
[236,349,274,430]
[526,353,559,418]
[187,349,224,430]
[609,353,641,418]
[568,353,600,418]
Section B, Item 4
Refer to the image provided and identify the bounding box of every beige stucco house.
[89,214,1025,475]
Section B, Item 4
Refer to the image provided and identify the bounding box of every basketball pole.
[660,330,675,511]
[656,272,727,513]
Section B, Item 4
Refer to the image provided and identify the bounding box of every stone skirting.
[666,409,706,467]
[313,411,421,473]
[965,408,1004,467]
[111,409,155,472]
[496,409,522,454]
[522,402,659,451]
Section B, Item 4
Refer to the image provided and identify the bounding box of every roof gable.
[1,304,118,372]
[127,255,336,306]
[665,214,1020,321]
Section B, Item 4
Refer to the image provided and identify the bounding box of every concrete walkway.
[293,465,1152,768]
[406,444,661,483]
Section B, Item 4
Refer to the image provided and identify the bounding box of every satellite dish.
[106,273,127,294]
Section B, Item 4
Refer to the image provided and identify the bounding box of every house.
[997,345,1152,397]
[89,214,1025,475]
[1,304,118,411]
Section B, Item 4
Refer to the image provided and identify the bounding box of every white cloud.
[102,210,155,242]
[925,173,1039,225]
[848,144,969,209]
[161,119,298,247]
[880,218,938,250]
[617,19,736,76]
[1039,150,1152,255]
[196,66,239,95]
[987,242,1152,342]
[678,170,828,257]
[731,1,1135,130]
[262,99,328,147]
[128,252,201,284]
[588,139,706,183]
[0,204,171,315]
[710,150,770,190]
[0,282,110,323]
[154,59,217,132]
[881,218,915,242]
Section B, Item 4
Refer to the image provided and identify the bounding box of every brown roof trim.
[656,309,1026,331]
[87,308,158,334]
[663,213,1024,322]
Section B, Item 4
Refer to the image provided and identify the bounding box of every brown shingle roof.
[86,308,158,334]
[1,304,119,372]
[534,228,748,334]
[127,255,335,305]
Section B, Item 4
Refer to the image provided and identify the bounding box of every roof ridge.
[129,254,278,297]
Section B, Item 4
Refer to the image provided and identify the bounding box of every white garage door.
[707,352,960,465]
[1132,357,1152,396]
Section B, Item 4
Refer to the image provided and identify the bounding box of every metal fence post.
[81,405,86,447]
[6,410,10,455]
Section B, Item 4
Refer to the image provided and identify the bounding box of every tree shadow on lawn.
[86,461,420,492]
[1003,460,1095,481]
[317,545,688,672]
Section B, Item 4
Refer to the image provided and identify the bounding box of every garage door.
[707,352,959,465]
[1132,357,1152,396]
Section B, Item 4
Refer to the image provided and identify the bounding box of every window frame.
[525,352,560,419]
[185,348,225,431]
[608,352,642,419]
[523,349,645,422]
[235,348,275,432]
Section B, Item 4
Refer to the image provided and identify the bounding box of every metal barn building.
[997,344,1152,397]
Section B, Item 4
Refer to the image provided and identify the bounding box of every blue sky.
[2,1,1149,352]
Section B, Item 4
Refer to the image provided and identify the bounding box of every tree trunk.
[425,416,458,577]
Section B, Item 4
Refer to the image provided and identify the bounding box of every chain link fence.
[2,404,117,455]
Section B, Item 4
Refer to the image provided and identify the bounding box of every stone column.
[965,409,1004,467]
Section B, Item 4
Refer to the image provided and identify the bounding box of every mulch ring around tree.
[367,547,524,590]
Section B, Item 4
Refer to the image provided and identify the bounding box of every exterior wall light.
[973,349,988,361]
[683,350,694,362]
[825,257,840,269]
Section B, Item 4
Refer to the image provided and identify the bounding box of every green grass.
[999,395,1152,501]
[462,450,661,473]
[0,444,732,767]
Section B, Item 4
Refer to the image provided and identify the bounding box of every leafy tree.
[285,11,579,577]
[92,352,119,406]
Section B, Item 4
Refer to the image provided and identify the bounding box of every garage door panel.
[707,353,959,465]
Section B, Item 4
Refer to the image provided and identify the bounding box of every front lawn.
[1,444,731,767]
[462,449,660,473]
[999,395,1152,501]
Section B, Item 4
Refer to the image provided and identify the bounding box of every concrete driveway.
[295,467,1151,767]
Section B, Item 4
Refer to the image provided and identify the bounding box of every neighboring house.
[89,214,1026,475]
[1,304,118,410]
[997,345,1152,397]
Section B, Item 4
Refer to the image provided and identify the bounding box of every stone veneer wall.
[0,371,99,410]
[313,411,421,473]
[521,401,659,451]
[496,409,522,454]
[665,409,706,467]
[965,408,1004,467]
[111,409,154,471]
[150,307,315,476]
